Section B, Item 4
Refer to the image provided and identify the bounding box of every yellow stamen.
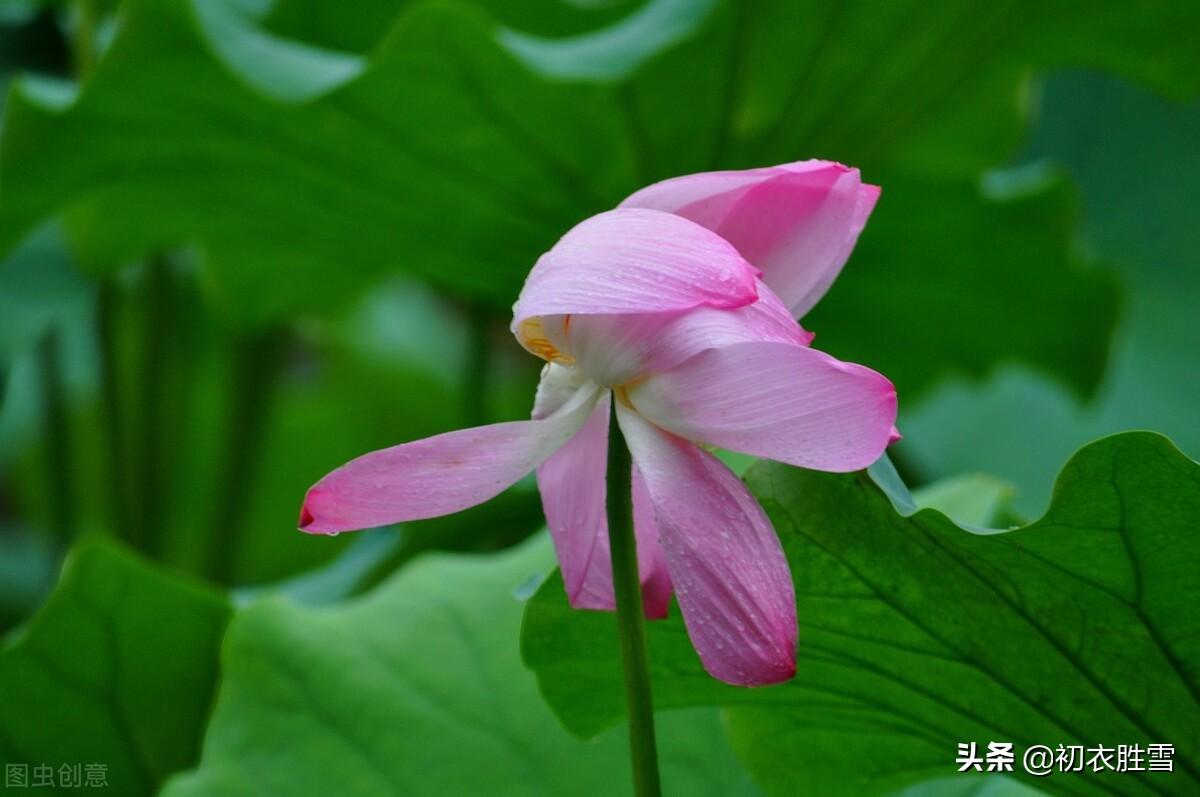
[519,317,575,365]
[613,385,638,411]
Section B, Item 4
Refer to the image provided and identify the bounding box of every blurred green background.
[0,1,1196,795]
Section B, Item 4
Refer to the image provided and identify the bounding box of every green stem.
[95,280,132,541]
[134,258,171,554]
[205,326,287,584]
[605,399,662,797]
[73,0,98,78]
[35,330,76,544]
[461,307,490,427]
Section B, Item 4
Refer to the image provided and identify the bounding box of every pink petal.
[560,278,812,387]
[537,387,673,619]
[537,392,615,610]
[633,465,674,619]
[617,405,796,686]
[627,340,897,473]
[299,385,599,534]
[511,209,759,363]
[621,166,782,225]
[637,278,814,375]
[622,160,880,317]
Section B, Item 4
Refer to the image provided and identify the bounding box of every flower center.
[518,317,575,366]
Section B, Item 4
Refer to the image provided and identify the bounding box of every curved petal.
[562,278,812,387]
[622,160,880,317]
[537,389,673,618]
[511,208,759,362]
[633,465,674,618]
[299,385,599,534]
[620,164,782,223]
[628,340,896,473]
[617,405,796,686]
[537,392,614,610]
[638,278,813,375]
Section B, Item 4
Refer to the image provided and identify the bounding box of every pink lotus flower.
[300,160,896,686]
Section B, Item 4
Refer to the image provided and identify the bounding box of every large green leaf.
[262,0,649,52]
[0,4,539,313]
[522,432,1200,796]
[911,472,1018,528]
[897,778,1047,797]
[163,536,760,796]
[902,72,1200,514]
[0,542,230,795]
[585,0,1194,397]
[2,0,1196,394]
[0,0,634,322]
[811,175,1115,401]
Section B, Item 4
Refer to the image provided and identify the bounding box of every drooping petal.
[627,340,896,473]
[537,385,674,618]
[511,208,759,363]
[637,278,814,375]
[562,278,811,387]
[536,391,615,611]
[617,405,796,686]
[622,160,879,317]
[299,384,599,534]
[632,465,674,618]
[621,165,783,226]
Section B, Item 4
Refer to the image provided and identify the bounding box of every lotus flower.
[300,160,896,686]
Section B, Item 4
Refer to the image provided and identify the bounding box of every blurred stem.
[461,308,490,427]
[73,0,98,78]
[709,0,749,168]
[206,327,287,584]
[605,399,662,797]
[35,330,76,544]
[133,258,170,554]
[95,280,132,541]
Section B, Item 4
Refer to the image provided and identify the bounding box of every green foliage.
[0,0,635,322]
[819,175,1115,401]
[0,542,230,795]
[911,473,1017,528]
[3,0,1196,393]
[896,777,1046,797]
[902,72,1200,514]
[0,225,90,377]
[570,0,1197,399]
[1,3,1198,795]
[164,536,760,796]
[263,0,648,52]
[523,432,1200,795]
[0,266,543,588]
